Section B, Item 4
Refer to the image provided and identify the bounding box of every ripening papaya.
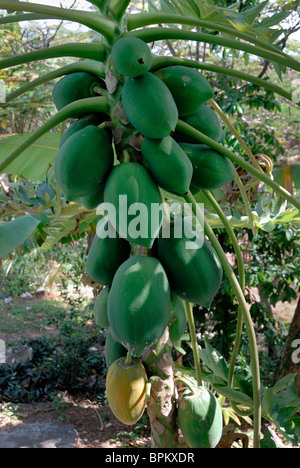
[141,136,193,196]
[174,105,224,143]
[154,66,214,116]
[78,187,104,210]
[59,114,107,148]
[105,331,127,368]
[86,221,131,285]
[156,217,223,307]
[111,36,152,78]
[106,357,148,425]
[52,72,105,111]
[104,162,163,248]
[94,287,110,328]
[122,72,178,139]
[178,387,223,448]
[54,126,113,201]
[179,143,235,190]
[107,256,171,357]
[169,292,187,345]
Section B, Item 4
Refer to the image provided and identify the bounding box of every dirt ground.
[0,289,298,448]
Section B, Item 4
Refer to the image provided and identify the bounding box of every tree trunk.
[142,329,179,448]
[276,295,300,396]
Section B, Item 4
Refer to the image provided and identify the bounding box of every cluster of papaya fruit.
[52,36,231,448]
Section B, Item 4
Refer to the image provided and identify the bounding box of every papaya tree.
[0,0,300,449]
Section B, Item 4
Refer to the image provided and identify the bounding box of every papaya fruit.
[174,105,224,143]
[179,143,235,190]
[54,125,113,201]
[59,114,107,148]
[169,292,187,345]
[122,72,178,139]
[104,162,163,248]
[107,256,171,357]
[111,37,152,78]
[106,357,148,425]
[154,66,214,116]
[156,217,223,307]
[178,387,223,448]
[78,187,104,210]
[141,136,193,196]
[105,331,127,368]
[86,221,131,285]
[94,287,110,328]
[52,72,105,111]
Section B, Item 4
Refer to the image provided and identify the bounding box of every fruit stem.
[177,120,300,212]
[128,27,300,73]
[201,191,245,390]
[184,301,203,387]
[150,56,294,103]
[174,377,197,395]
[184,191,261,449]
[124,351,132,366]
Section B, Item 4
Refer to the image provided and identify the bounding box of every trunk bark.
[142,329,179,448]
[276,295,300,396]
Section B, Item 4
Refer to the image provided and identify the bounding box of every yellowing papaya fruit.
[156,218,223,307]
[111,37,152,78]
[178,387,223,448]
[106,357,148,425]
[141,136,193,196]
[175,105,224,143]
[105,331,127,368]
[155,66,214,116]
[179,143,235,190]
[86,221,131,285]
[104,162,163,248]
[107,256,171,357]
[59,114,107,148]
[122,72,178,139]
[94,287,110,328]
[169,292,187,345]
[54,126,113,201]
[52,72,105,111]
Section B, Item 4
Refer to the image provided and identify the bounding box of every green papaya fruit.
[105,331,127,368]
[175,105,224,143]
[78,187,104,210]
[178,387,223,448]
[52,72,105,111]
[141,136,193,196]
[154,66,214,116]
[94,287,110,328]
[156,217,223,307]
[86,221,131,285]
[122,72,178,139]
[111,37,152,78]
[104,162,163,248]
[54,125,113,201]
[107,256,171,357]
[169,292,187,344]
[59,114,107,148]
[179,143,235,190]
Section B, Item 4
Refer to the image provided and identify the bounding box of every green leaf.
[0,132,60,180]
[261,427,278,448]
[0,215,41,258]
[41,218,77,252]
[215,386,253,406]
[204,337,229,381]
